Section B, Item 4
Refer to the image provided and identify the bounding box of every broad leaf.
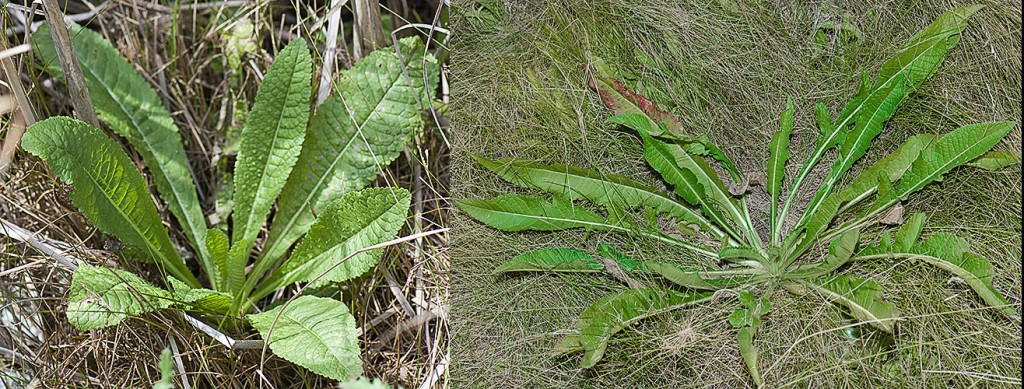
[457,195,608,232]
[767,98,794,238]
[23,117,197,286]
[248,296,361,380]
[263,37,438,263]
[791,229,859,277]
[65,265,174,330]
[473,155,722,240]
[33,24,211,272]
[492,248,604,274]
[230,39,312,292]
[254,188,411,300]
[802,275,898,332]
[574,288,713,367]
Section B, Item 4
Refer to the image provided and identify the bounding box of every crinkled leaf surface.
[230,39,312,292]
[255,188,410,299]
[32,24,211,271]
[65,265,174,330]
[22,117,196,286]
[264,37,438,263]
[575,288,713,367]
[248,296,361,381]
[492,248,604,274]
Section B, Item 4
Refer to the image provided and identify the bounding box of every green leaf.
[768,98,794,238]
[894,213,926,252]
[791,134,934,259]
[338,377,393,389]
[205,229,230,292]
[167,277,233,314]
[596,243,644,271]
[791,229,859,277]
[780,6,979,236]
[857,230,1013,315]
[254,188,410,300]
[870,122,1014,214]
[264,37,438,264]
[738,327,763,387]
[247,296,361,381]
[22,117,197,286]
[66,265,174,330]
[230,39,312,293]
[802,275,898,332]
[719,246,767,267]
[457,195,608,232]
[575,288,713,367]
[966,150,1021,171]
[640,132,746,242]
[473,155,723,239]
[879,5,983,92]
[642,262,719,290]
[492,248,604,274]
[32,24,211,273]
[800,77,906,229]
[154,348,174,389]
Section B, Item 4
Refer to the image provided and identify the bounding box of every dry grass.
[448,0,1021,387]
[2,0,449,387]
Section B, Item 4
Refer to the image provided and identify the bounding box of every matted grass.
[448,0,1021,387]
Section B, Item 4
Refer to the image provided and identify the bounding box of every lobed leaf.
[587,58,687,136]
[22,117,197,286]
[966,150,1021,171]
[65,265,174,330]
[263,37,438,264]
[492,248,604,274]
[248,296,362,381]
[642,262,719,290]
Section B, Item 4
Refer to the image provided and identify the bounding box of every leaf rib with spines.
[472,155,724,241]
[778,5,980,236]
[65,265,175,330]
[767,98,794,243]
[229,39,312,294]
[32,24,212,277]
[23,117,198,286]
[252,188,411,301]
[262,37,438,265]
[248,296,362,380]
